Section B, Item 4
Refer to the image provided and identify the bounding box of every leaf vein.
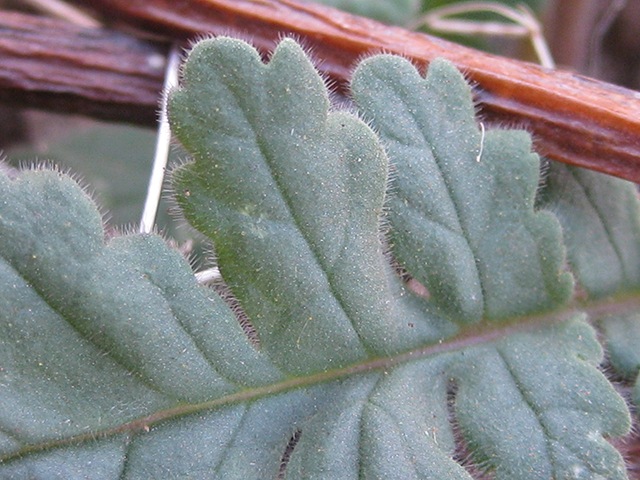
[569,167,627,283]
[249,121,371,353]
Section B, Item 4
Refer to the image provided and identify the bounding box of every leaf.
[538,163,640,411]
[598,313,640,406]
[0,169,281,400]
[351,55,574,324]
[0,167,304,478]
[453,317,629,479]
[167,37,628,478]
[311,0,420,25]
[286,317,629,480]
[537,162,640,298]
[0,37,632,480]
[169,37,453,376]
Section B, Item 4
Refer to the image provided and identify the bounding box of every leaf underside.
[169,36,452,376]
[351,55,574,324]
[538,162,640,411]
[538,162,640,298]
[0,37,633,479]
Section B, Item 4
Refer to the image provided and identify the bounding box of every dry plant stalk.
[4,0,640,182]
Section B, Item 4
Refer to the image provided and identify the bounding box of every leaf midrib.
[385,114,488,315]
[2,299,607,466]
[248,114,374,354]
[569,167,627,285]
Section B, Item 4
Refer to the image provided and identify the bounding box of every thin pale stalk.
[139,45,180,234]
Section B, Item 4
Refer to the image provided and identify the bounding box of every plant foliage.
[313,0,420,24]
[0,36,638,479]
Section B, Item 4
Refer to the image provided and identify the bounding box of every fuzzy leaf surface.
[352,56,574,323]
[167,37,628,479]
[0,37,632,480]
[169,37,451,376]
[285,317,629,480]
[0,168,309,479]
[538,163,640,410]
[538,162,640,298]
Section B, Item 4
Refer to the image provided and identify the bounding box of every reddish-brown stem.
[0,11,166,125]
[72,0,640,183]
[5,1,640,183]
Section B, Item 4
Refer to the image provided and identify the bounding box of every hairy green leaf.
[452,316,628,479]
[286,317,629,479]
[538,163,640,412]
[597,310,640,414]
[538,162,640,298]
[0,167,301,478]
[169,37,452,376]
[167,37,627,478]
[0,36,633,480]
[351,55,574,323]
